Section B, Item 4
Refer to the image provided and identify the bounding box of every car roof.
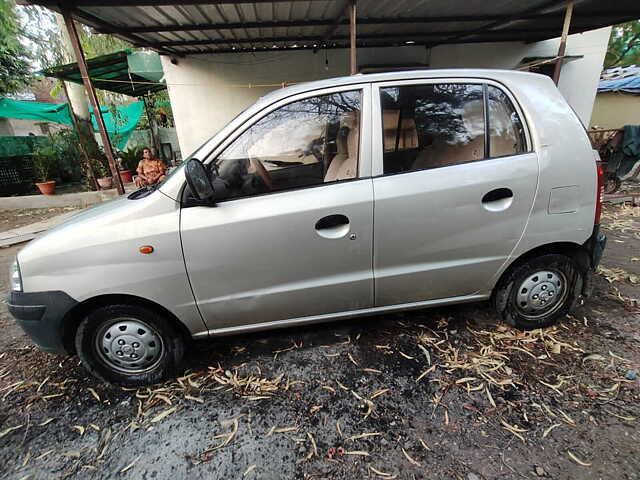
[258,68,545,104]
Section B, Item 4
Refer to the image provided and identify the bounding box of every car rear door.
[180,85,374,332]
[371,79,539,306]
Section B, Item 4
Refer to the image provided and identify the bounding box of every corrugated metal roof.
[19,0,640,56]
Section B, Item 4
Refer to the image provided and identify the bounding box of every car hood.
[18,190,174,266]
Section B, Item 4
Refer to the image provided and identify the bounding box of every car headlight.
[10,260,22,292]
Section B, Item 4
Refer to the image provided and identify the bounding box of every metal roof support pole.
[61,7,125,195]
[349,0,357,75]
[552,0,574,85]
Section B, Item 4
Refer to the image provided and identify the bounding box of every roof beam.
[178,31,564,54]
[434,0,566,46]
[18,0,324,5]
[90,11,637,34]
[135,25,610,48]
[322,0,352,43]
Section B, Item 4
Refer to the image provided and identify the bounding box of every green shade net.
[0,98,143,150]
[0,98,73,125]
[90,101,144,150]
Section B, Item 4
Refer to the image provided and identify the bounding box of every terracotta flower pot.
[97,177,113,189]
[119,169,133,184]
[35,181,56,196]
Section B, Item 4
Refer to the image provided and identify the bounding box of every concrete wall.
[161,46,428,155]
[590,92,640,129]
[163,28,611,155]
[430,27,612,126]
[0,118,67,137]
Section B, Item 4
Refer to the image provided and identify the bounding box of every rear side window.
[379,83,528,175]
[487,85,527,157]
[380,84,485,174]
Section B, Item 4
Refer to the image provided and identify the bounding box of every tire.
[492,254,582,330]
[75,304,184,386]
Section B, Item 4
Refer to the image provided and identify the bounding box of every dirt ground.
[0,207,80,233]
[0,204,638,480]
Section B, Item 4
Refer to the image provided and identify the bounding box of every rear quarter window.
[486,85,528,157]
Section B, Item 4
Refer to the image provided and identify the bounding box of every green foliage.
[31,129,87,183]
[32,142,59,183]
[91,157,109,179]
[79,26,131,59]
[137,93,175,130]
[48,130,83,183]
[605,21,640,69]
[119,146,143,172]
[0,0,31,96]
[19,5,62,70]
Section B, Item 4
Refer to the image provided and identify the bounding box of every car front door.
[181,86,374,332]
[371,80,539,306]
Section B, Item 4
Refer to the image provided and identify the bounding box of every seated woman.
[134,148,166,188]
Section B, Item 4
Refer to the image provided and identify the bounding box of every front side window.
[215,90,361,200]
[380,83,485,174]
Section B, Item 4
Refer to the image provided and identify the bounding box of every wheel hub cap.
[516,270,565,318]
[96,319,163,373]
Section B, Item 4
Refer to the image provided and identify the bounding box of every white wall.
[162,46,431,155]
[163,28,611,155]
[0,118,70,137]
[431,27,612,125]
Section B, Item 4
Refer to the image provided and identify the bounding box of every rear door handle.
[482,188,514,212]
[315,214,350,239]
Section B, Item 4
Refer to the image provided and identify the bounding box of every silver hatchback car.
[8,70,606,385]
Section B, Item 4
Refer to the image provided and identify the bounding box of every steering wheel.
[249,157,273,190]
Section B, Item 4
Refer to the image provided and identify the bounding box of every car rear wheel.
[75,304,184,386]
[493,254,582,330]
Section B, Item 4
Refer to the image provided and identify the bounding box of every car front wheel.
[493,253,582,330]
[75,304,184,386]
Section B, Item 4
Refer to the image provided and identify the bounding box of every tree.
[0,0,31,96]
[604,20,640,69]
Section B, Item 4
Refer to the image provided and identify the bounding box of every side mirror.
[185,158,215,203]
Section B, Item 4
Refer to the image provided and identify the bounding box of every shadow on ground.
[0,202,638,479]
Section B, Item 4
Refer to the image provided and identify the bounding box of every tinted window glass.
[487,85,527,157]
[380,84,485,174]
[216,90,361,200]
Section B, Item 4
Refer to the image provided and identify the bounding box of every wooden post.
[552,0,574,85]
[349,0,357,75]
[60,7,124,195]
[61,80,99,191]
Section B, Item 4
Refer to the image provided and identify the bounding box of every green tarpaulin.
[90,101,144,150]
[0,98,143,150]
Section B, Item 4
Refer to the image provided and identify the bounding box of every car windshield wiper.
[127,183,159,199]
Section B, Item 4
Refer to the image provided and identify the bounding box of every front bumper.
[7,290,77,355]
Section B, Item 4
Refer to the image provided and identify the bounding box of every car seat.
[324,111,359,182]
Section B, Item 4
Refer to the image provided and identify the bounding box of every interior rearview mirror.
[185,158,215,203]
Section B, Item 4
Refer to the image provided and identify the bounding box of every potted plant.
[32,144,59,195]
[92,158,112,189]
[118,146,142,184]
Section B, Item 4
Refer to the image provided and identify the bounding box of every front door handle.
[482,188,514,212]
[315,214,350,239]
